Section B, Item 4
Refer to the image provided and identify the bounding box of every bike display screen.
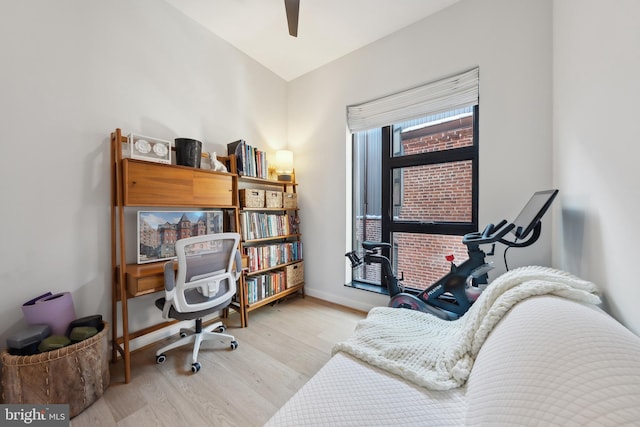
[511,189,559,240]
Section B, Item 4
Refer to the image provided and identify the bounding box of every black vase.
[175,138,202,168]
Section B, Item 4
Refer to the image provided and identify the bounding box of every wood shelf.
[240,207,299,212]
[245,260,303,276]
[238,175,297,186]
[234,158,304,326]
[242,233,302,244]
[231,283,304,312]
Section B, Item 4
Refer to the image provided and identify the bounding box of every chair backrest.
[162,232,241,315]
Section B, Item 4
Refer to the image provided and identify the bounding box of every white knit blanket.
[332,266,601,390]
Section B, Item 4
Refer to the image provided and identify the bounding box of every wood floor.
[71,296,366,427]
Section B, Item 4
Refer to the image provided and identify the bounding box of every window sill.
[344,281,389,296]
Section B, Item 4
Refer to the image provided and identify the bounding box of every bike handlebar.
[362,241,392,251]
[362,217,537,253]
[462,220,515,246]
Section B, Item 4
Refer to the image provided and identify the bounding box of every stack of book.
[227,139,268,179]
[244,242,303,272]
[246,271,286,304]
[239,212,292,241]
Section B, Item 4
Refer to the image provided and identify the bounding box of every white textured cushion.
[267,295,640,426]
[465,295,640,425]
[265,352,466,426]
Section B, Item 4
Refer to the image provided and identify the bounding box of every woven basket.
[240,189,265,208]
[283,193,297,209]
[265,191,283,208]
[1,322,110,418]
[286,261,304,288]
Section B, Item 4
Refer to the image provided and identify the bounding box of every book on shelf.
[227,140,245,175]
[239,212,293,241]
[246,270,287,304]
[227,139,268,179]
[243,241,303,272]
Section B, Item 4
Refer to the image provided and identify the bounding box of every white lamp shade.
[275,150,294,173]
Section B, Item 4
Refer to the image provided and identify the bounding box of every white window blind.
[347,67,479,132]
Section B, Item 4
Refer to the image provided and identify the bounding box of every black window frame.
[349,105,479,291]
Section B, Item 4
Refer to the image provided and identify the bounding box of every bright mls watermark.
[1,405,69,426]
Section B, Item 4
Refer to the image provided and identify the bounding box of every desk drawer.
[119,262,174,297]
[127,274,164,297]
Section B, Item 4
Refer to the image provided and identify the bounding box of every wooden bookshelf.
[231,174,304,326]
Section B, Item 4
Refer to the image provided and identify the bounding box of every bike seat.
[362,241,392,251]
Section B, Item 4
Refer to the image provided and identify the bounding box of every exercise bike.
[346,189,559,320]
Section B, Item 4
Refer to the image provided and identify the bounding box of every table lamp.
[275,150,294,181]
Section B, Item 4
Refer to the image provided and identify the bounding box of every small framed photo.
[137,210,224,264]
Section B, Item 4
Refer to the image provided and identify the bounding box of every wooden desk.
[117,256,248,299]
[110,128,243,383]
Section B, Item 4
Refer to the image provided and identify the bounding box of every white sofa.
[266,269,640,426]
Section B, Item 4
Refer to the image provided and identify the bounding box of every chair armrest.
[234,249,242,280]
[164,261,176,291]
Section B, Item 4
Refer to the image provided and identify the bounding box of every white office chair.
[155,232,241,373]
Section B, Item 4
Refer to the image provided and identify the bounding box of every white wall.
[288,0,554,311]
[0,0,287,346]
[553,0,640,334]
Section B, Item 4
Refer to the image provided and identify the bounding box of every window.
[348,69,479,292]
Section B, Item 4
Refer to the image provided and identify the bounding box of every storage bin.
[283,192,298,209]
[266,191,283,208]
[0,322,110,418]
[286,261,304,288]
[6,324,52,356]
[240,189,265,208]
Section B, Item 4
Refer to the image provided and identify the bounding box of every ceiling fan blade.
[284,0,299,37]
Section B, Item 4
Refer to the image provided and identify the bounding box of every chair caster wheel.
[156,354,166,364]
[216,325,226,333]
[230,340,238,350]
[191,362,201,373]
[180,332,188,338]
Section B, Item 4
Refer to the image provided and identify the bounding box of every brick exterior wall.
[402,125,473,153]
[396,161,472,222]
[395,233,469,289]
[395,121,474,289]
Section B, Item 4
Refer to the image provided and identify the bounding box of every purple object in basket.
[22,292,76,336]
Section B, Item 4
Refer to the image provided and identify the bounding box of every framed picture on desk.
[137,210,224,264]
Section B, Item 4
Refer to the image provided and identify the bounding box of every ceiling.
[165,0,461,81]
